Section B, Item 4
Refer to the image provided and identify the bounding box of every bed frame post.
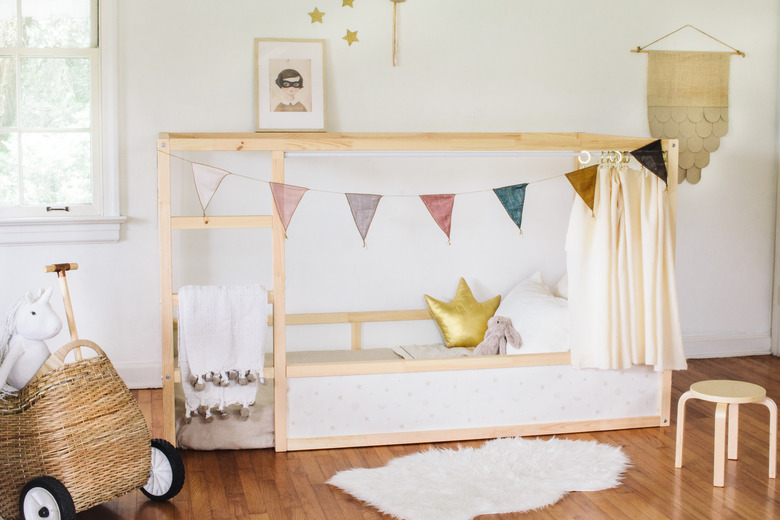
[660,370,673,426]
[157,134,176,445]
[271,150,288,452]
[659,138,679,427]
[666,139,679,249]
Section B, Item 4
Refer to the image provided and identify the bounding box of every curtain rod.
[284,150,591,159]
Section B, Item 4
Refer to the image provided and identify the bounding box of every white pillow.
[495,272,570,355]
[553,272,568,300]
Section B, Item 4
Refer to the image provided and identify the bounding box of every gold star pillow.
[424,278,501,348]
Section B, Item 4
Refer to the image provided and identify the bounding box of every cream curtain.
[566,164,687,371]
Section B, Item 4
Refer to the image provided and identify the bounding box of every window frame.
[0,0,124,245]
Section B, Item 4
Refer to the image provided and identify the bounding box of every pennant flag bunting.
[630,139,667,184]
[493,184,528,233]
[192,163,230,215]
[420,194,456,243]
[346,193,382,246]
[270,182,308,235]
[182,145,672,242]
[565,164,599,212]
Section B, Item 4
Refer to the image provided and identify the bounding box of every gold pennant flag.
[565,164,598,211]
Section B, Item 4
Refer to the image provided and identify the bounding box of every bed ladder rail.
[283,308,432,350]
[170,215,273,229]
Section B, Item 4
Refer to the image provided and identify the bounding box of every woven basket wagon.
[0,339,151,520]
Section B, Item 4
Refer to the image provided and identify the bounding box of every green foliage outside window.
[0,2,95,210]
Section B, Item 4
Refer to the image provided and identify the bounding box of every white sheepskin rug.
[327,437,630,520]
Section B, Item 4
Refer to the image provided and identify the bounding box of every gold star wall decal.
[424,278,501,348]
[342,0,355,7]
[343,29,359,46]
[308,7,325,23]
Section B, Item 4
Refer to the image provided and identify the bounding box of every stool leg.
[728,403,739,460]
[759,397,777,479]
[714,402,728,487]
[675,391,692,468]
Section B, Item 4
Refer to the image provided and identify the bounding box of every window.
[0,0,122,244]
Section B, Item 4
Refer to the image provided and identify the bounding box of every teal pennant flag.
[493,184,528,233]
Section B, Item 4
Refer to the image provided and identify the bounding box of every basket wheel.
[19,476,76,520]
[141,438,185,501]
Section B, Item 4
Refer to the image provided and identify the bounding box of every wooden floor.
[76,356,780,519]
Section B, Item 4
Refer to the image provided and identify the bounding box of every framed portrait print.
[255,38,326,132]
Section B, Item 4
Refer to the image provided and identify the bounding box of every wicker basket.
[0,340,151,520]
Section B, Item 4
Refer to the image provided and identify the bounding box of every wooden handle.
[51,339,104,362]
[43,263,79,275]
[32,339,105,380]
[43,262,81,359]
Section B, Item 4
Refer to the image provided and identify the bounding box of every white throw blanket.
[178,284,267,421]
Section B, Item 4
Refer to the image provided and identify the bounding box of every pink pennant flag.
[420,194,455,242]
[345,193,382,246]
[192,163,230,214]
[270,182,308,234]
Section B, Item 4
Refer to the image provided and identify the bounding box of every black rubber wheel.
[20,476,76,520]
[141,438,185,501]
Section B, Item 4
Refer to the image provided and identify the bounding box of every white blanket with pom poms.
[177,284,267,421]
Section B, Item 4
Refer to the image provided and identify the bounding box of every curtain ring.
[578,151,591,165]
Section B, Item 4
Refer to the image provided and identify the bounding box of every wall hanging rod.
[284,150,591,159]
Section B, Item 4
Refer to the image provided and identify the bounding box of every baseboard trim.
[116,362,163,389]
[683,333,772,359]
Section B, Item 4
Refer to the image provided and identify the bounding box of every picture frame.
[254,38,326,132]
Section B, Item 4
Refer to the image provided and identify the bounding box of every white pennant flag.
[192,163,230,214]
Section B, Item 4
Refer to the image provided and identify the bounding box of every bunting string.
[160,140,668,243]
[166,152,574,199]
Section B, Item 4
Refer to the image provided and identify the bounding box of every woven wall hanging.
[634,25,744,184]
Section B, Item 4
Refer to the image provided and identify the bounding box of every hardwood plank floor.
[74,356,780,519]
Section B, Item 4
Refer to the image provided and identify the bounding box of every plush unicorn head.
[0,287,62,393]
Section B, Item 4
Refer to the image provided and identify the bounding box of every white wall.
[1,0,777,387]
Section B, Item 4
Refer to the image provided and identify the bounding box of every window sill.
[0,216,127,246]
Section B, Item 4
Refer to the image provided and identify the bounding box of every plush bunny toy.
[473,315,522,356]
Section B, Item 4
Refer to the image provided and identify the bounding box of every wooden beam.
[285,415,662,451]
[157,136,176,446]
[286,351,572,378]
[170,215,273,229]
[161,132,663,153]
[284,308,431,325]
[271,150,288,452]
[350,322,361,350]
[660,369,673,427]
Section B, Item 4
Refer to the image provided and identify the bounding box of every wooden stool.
[675,380,777,487]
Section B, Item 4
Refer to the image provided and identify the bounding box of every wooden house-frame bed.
[157,132,679,452]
